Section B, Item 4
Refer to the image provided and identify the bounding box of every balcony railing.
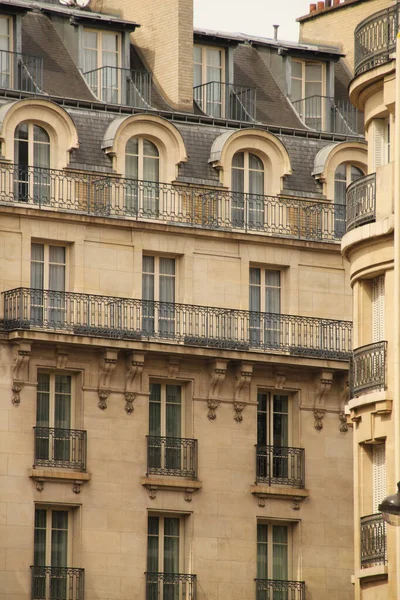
[360,513,386,568]
[346,173,376,232]
[2,288,353,361]
[145,572,196,600]
[0,164,347,243]
[292,96,363,136]
[256,445,305,488]
[31,566,84,600]
[147,436,198,478]
[355,3,400,77]
[193,81,256,121]
[350,341,387,398]
[255,579,305,600]
[33,427,87,471]
[82,66,151,107]
[0,49,43,92]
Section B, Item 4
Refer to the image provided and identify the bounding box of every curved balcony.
[360,513,386,568]
[2,288,353,360]
[0,164,345,243]
[350,341,387,398]
[346,173,376,232]
[355,4,400,77]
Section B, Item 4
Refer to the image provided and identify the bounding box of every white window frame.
[31,243,67,290]
[193,44,225,117]
[372,275,385,343]
[34,506,73,567]
[147,513,185,572]
[257,521,293,581]
[291,59,326,129]
[0,16,12,86]
[142,255,176,302]
[257,391,291,447]
[249,267,281,314]
[36,371,75,428]
[149,381,185,437]
[82,28,122,103]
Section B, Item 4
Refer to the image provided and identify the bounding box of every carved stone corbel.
[275,373,286,389]
[148,487,157,500]
[124,392,137,415]
[11,342,31,406]
[233,363,253,422]
[184,489,194,502]
[97,350,118,410]
[35,480,44,492]
[257,495,266,508]
[207,359,228,420]
[72,481,82,494]
[314,371,333,408]
[339,412,349,433]
[126,352,145,390]
[56,348,69,370]
[314,409,326,431]
[339,375,350,433]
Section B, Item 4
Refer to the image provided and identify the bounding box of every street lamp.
[378,482,400,526]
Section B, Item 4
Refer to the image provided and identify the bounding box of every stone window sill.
[141,475,202,501]
[355,564,388,581]
[251,484,309,508]
[29,467,91,493]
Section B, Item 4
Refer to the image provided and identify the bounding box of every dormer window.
[193,45,224,117]
[0,16,12,87]
[291,60,325,130]
[82,29,121,103]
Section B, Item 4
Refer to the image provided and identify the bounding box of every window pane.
[34,509,47,566]
[193,46,202,63]
[164,517,180,573]
[143,140,159,158]
[249,153,263,171]
[126,137,139,155]
[305,63,322,82]
[37,373,50,427]
[257,523,268,579]
[51,510,68,568]
[147,516,159,572]
[305,81,322,97]
[291,78,302,103]
[54,375,71,430]
[143,255,155,273]
[166,385,181,438]
[265,270,280,287]
[160,258,175,276]
[351,165,364,181]
[149,383,161,436]
[232,151,244,168]
[33,126,50,144]
[292,61,302,79]
[143,156,159,182]
[250,267,261,285]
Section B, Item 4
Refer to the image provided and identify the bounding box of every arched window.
[125,137,159,216]
[334,162,363,236]
[231,151,265,228]
[14,122,50,203]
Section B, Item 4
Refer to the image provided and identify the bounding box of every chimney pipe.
[310,3,317,12]
[317,1,325,10]
[273,24,279,40]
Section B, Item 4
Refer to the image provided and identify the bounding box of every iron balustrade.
[360,513,386,568]
[147,436,198,478]
[193,81,256,121]
[346,173,376,232]
[33,427,87,471]
[256,445,305,488]
[31,566,84,600]
[292,96,363,136]
[355,3,400,76]
[255,579,305,600]
[350,341,387,397]
[0,49,43,92]
[0,163,347,242]
[2,288,353,361]
[82,66,151,107]
[145,572,196,600]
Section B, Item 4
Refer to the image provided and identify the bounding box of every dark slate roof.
[130,45,173,112]
[175,123,222,185]
[21,12,96,101]
[279,136,329,197]
[233,45,305,129]
[67,109,114,172]
[334,58,352,104]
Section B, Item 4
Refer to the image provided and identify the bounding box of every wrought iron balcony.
[360,513,386,568]
[0,49,43,92]
[33,427,87,471]
[346,173,376,232]
[193,81,256,121]
[2,288,353,360]
[255,579,305,600]
[31,566,84,600]
[350,341,387,398]
[0,164,346,243]
[292,96,363,136]
[147,436,198,479]
[145,572,196,600]
[355,4,400,76]
[82,66,151,107]
[256,445,305,488]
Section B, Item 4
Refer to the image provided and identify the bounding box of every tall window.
[0,16,11,88]
[372,275,385,343]
[257,392,289,481]
[142,256,175,336]
[249,268,281,347]
[334,162,363,237]
[371,118,391,169]
[372,443,386,513]
[125,137,159,215]
[231,151,265,228]
[31,243,66,325]
[35,373,72,465]
[257,523,289,598]
[193,45,224,117]
[147,515,184,599]
[291,60,324,129]
[82,29,120,103]
[148,382,182,472]
[14,122,50,203]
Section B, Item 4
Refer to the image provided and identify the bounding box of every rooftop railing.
[193,81,256,121]
[82,66,151,107]
[350,341,387,398]
[292,96,363,136]
[2,288,353,361]
[346,173,376,232]
[355,3,400,77]
[33,426,87,471]
[255,579,305,600]
[31,566,84,600]
[0,164,346,243]
[0,49,43,92]
[145,573,196,600]
[360,513,386,568]
[147,436,198,479]
[256,445,305,488]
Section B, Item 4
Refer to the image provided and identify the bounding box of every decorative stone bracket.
[207,359,228,420]
[141,476,202,501]
[233,362,253,422]
[29,468,91,493]
[124,392,137,415]
[124,351,145,415]
[314,409,326,431]
[313,371,333,430]
[251,484,309,510]
[97,349,118,410]
[11,341,31,406]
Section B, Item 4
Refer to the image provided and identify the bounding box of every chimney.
[97,0,194,112]
[317,1,325,10]
[273,24,279,40]
[309,4,317,12]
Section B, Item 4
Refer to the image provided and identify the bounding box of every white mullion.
[159,516,165,573]
[45,509,52,566]
[160,384,166,438]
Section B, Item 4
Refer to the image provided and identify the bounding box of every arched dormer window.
[125,137,160,216]
[231,150,265,227]
[14,122,50,203]
[334,162,363,236]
